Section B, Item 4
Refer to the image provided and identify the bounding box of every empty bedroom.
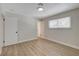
[0,3,79,56]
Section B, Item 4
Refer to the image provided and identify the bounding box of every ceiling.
[1,3,79,18]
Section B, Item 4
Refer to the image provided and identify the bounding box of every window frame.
[48,17,71,29]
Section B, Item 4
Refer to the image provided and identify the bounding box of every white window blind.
[49,17,71,28]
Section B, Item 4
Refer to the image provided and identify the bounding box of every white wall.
[18,16,37,43]
[0,4,3,55]
[42,8,79,49]
[5,16,18,46]
[0,15,3,55]
[4,11,37,44]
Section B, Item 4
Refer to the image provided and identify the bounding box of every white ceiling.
[1,3,79,18]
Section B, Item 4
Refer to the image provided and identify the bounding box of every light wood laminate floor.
[1,38,79,56]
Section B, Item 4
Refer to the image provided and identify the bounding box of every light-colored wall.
[42,8,79,49]
[0,4,3,54]
[4,16,18,46]
[4,12,37,44]
[0,15,3,54]
[18,16,37,43]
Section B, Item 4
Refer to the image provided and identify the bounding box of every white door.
[5,17,18,46]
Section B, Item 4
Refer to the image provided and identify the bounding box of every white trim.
[40,36,79,50]
[4,37,38,47]
[18,37,38,44]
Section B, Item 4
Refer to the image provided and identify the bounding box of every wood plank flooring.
[1,38,79,56]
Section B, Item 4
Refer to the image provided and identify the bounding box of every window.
[49,17,71,28]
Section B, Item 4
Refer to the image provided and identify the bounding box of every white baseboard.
[4,37,38,47]
[18,37,38,44]
[40,36,79,50]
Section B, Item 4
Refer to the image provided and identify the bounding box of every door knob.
[16,32,18,33]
